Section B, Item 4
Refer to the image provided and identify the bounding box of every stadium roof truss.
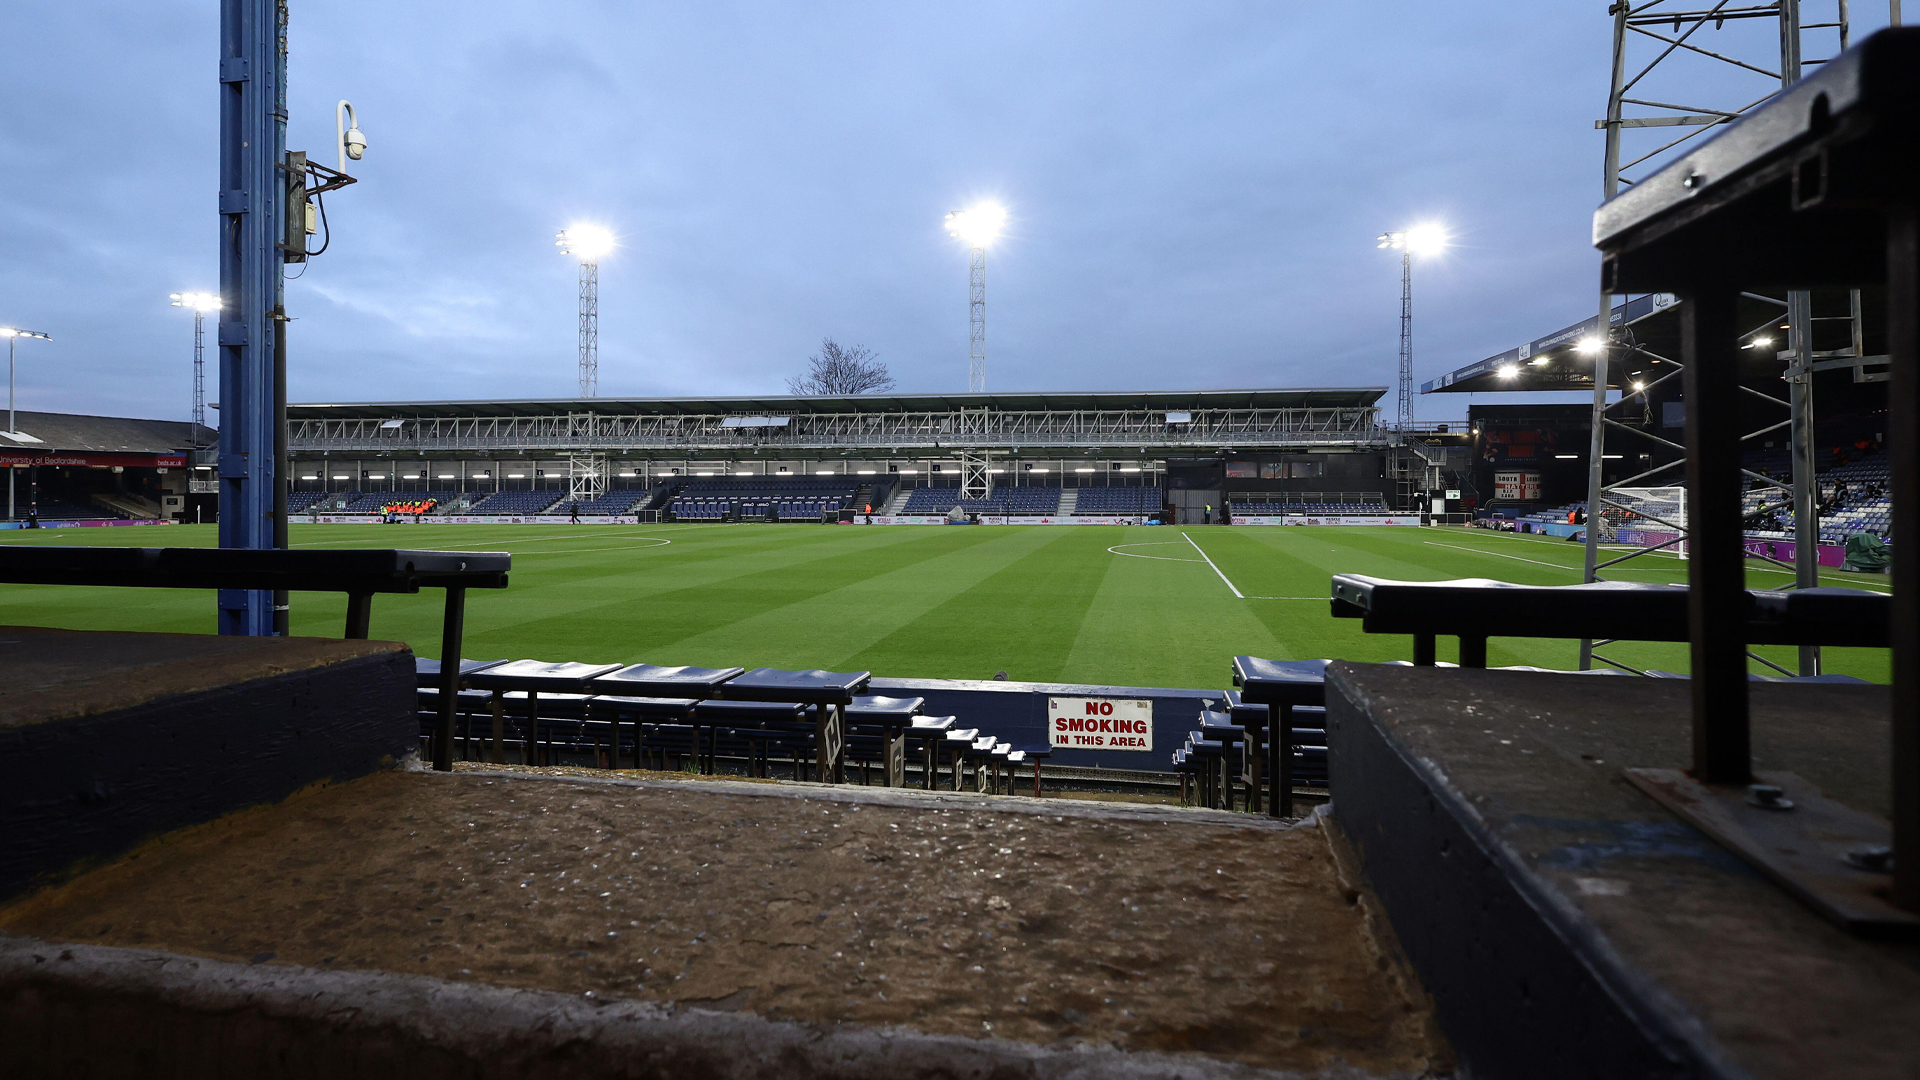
[288,389,1386,457]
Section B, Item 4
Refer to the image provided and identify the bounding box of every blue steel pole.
[217,0,285,634]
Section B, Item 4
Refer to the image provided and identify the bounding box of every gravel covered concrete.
[1,768,1449,1077]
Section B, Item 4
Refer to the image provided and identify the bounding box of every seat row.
[416,658,1052,793]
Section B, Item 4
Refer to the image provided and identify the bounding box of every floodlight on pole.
[2,325,52,521]
[1376,224,1447,436]
[945,203,1006,393]
[171,292,222,447]
[556,225,615,397]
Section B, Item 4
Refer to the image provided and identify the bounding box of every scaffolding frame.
[1581,1,1867,675]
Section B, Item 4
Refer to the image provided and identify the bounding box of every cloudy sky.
[0,2,1889,420]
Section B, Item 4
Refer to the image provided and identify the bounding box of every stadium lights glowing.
[1743,335,1775,350]
[507,472,526,478]
[1119,466,1141,473]
[857,469,876,475]
[555,224,615,262]
[1529,357,1550,366]
[1074,467,1095,473]
[437,473,456,479]
[1375,224,1447,257]
[944,203,1008,247]
[815,469,834,475]
[300,474,319,480]
[988,468,1007,474]
[169,292,222,313]
[736,471,753,476]
[1631,381,1646,391]
[1030,467,1049,473]
[617,471,636,477]
[1555,454,1579,459]
[898,468,918,474]
[1497,364,1520,378]
[368,473,386,479]
[1575,336,1606,356]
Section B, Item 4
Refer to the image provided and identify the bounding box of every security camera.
[336,100,366,171]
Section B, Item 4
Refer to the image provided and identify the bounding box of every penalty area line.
[1424,540,1581,572]
[1181,532,1243,599]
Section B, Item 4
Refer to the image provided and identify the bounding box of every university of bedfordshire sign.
[1047,696,1153,751]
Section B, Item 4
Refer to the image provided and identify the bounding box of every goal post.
[1598,486,1688,558]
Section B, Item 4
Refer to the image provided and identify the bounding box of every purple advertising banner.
[1742,536,1846,568]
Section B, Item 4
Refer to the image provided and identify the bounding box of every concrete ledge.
[1325,661,1917,1080]
[0,935,1402,1080]
[0,627,416,901]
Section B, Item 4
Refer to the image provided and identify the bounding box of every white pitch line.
[1424,540,1580,572]
[1107,542,1203,563]
[1181,532,1244,598]
[1430,535,1895,593]
[515,538,674,556]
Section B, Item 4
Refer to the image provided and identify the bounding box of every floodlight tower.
[1375,225,1446,437]
[945,204,1006,393]
[2,326,53,521]
[170,292,222,447]
[556,225,614,397]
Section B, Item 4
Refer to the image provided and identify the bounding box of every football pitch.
[0,523,1891,687]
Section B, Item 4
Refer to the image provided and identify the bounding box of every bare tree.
[787,338,895,396]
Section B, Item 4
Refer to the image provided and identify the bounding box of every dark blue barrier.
[867,676,1227,772]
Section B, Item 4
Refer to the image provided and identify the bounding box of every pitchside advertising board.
[1048,695,1153,751]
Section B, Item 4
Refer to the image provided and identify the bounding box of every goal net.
[1598,487,1688,557]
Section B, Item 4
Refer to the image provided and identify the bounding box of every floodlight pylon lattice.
[192,310,207,445]
[1580,1,1858,676]
[968,246,986,394]
[578,260,599,398]
[1397,249,1413,437]
[566,451,607,503]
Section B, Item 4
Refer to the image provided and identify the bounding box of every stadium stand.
[335,489,467,515]
[1230,494,1389,515]
[1072,486,1165,514]
[571,489,651,515]
[657,478,860,522]
[22,501,119,521]
[287,490,331,514]
[898,484,1063,515]
[464,490,566,515]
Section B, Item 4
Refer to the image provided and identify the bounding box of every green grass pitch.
[0,523,1890,687]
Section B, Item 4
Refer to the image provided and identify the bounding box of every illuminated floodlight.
[944,203,1007,247]
[1575,336,1606,356]
[1743,335,1775,350]
[555,224,615,262]
[1497,364,1520,378]
[169,291,223,313]
[1530,357,1550,366]
[1631,381,1646,391]
[1376,223,1447,257]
